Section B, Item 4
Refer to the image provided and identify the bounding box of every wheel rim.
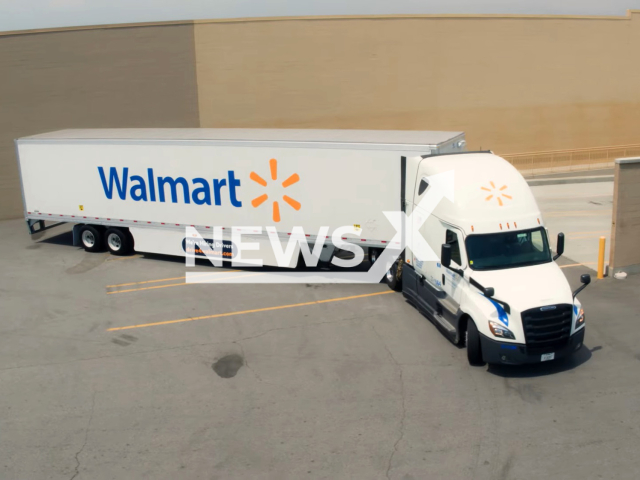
[108,233,121,251]
[82,230,95,247]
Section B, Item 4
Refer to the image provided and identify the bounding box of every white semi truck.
[394,152,589,366]
[15,128,588,366]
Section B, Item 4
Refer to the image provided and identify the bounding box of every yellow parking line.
[106,270,236,288]
[107,272,258,295]
[560,262,596,269]
[108,281,191,295]
[107,290,394,331]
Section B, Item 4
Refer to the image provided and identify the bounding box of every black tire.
[79,225,103,253]
[386,259,403,292]
[369,248,381,264]
[466,319,486,366]
[105,228,132,256]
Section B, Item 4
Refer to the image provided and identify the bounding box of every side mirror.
[573,273,591,298]
[470,278,511,313]
[554,232,565,260]
[441,243,451,268]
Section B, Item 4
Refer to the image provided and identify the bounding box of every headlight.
[488,321,515,340]
[575,308,585,329]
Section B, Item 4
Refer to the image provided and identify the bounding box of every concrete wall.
[609,158,640,275]
[0,24,199,220]
[2,12,640,220]
[194,11,640,155]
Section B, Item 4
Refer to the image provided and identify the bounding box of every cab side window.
[445,229,462,266]
[417,178,429,196]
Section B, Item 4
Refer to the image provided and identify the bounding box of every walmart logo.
[97,160,302,220]
[98,167,243,207]
[250,158,301,223]
[481,181,512,207]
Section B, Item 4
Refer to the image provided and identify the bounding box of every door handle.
[418,274,425,285]
[442,273,445,286]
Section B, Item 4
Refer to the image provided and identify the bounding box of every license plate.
[541,352,555,362]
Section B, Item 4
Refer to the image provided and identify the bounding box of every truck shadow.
[36,230,74,246]
[139,249,373,272]
[486,344,597,378]
[29,231,376,271]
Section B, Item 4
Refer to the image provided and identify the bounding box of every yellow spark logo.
[481,181,512,206]
[250,159,301,223]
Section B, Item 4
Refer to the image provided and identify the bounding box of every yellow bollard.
[597,236,606,279]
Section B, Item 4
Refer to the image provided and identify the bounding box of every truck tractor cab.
[398,152,589,366]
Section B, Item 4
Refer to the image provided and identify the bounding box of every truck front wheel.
[105,228,133,256]
[79,225,103,253]
[466,319,486,366]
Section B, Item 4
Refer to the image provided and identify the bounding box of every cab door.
[413,214,446,313]
[410,166,447,313]
[440,225,466,313]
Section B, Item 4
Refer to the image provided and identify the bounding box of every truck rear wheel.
[369,248,381,264]
[466,319,486,366]
[79,225,103,253]
[105,228,132,256]
[386,259,403,292]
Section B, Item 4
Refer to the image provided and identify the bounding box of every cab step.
[433,312,457,334]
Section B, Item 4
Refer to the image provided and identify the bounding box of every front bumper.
[480,328,585,365]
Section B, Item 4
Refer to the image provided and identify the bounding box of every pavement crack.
[231,316,367,388]
[70,391,96,480]
[232,339,289,389]
[233,339,262,381]
[369,323,406,480]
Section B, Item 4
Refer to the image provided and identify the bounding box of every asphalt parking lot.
[530,178,613,268]
[1,214,640,480]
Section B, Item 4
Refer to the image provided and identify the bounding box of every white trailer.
[15,128,465,265]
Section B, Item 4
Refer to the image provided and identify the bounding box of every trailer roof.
[22,128,464,147]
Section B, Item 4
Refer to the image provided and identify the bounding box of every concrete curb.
[527,175,613,186]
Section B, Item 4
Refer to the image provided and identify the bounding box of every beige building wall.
[2,12,640,220]
[194,11,640,155]
[0,24,200,220]
[609,158,640,275]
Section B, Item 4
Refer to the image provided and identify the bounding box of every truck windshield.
[465,227,551,271]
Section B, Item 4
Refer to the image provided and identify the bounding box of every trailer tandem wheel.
[105,228,133,256]
[79,225,104,253]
